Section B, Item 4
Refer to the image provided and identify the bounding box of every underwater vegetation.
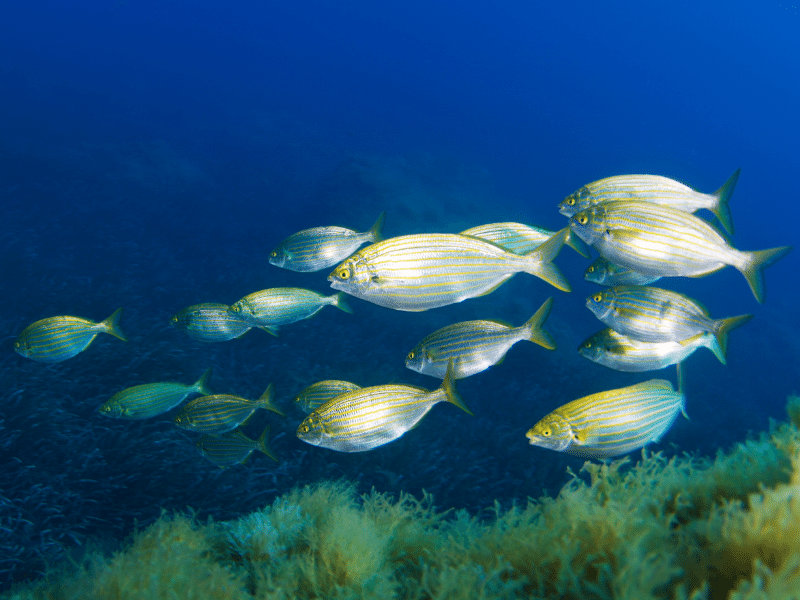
[5,395,800,600]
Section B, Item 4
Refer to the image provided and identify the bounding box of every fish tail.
[523,228,571,292]
[711,168,740,235]
[333,292,354,314]
[193,368,214,396]
[740,245,792,303]
[258,383,285,417]
[565,229,591,258]
[522,297,556,350]
[367,211,386,243]
[256,425,278,462]
[440,360,473,416]
[101,307,127,341]
[712,314,753,360]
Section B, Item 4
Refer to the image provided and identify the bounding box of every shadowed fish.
[14,308,127,363]
[294,380,362,413]
[174,384,284,434]
[229,288,353,335]
[461,222,590,257]
[170,303,252,342]
[196,426,278,468]
[584,256,661,286]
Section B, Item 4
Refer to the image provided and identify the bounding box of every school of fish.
[14,171,792,465]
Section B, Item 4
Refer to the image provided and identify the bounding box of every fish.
[269,212,386,272]
[586,285,752,354]
[328,229,570,312]
[405,297,556,379]
[229,288,353,335]
[584,257,661,286]
[578,327,725,372]
[568,200,791,303]
[174,384,284,434]
[196,426,278,468]
[294,380,362,413]
[170,303,252,342]
[558,169,740,235]
[296,361,472,452]
[14,308,127,363]
[526,377,687,458]
[98,368,213,420]
[460,222,590,257]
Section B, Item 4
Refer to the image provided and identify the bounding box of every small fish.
[569,200,791,303]
[406,297,556,379]
[229,288,352,335]
[296,362,472,452]
[559,170,740,235]
[14,308,127,363]
[171,303,252,342]
[174,384,284,434]
[461,222,590,258]
[586,285,752,353]
[269,212,386,272]
[526,377,687,458]
[196,426,278,468]
[99,368,213,420]
[328,229,570,312]
[294,380,362,413]
[584,257,661,286]
[578,327,724,372]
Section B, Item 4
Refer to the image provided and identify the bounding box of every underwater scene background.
[1,1,799,597]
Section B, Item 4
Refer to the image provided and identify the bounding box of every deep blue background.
[1,0,798,590]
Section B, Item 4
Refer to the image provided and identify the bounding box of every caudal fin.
[332,291,354,314]
[258,383,285,417]
[256,425,279,462]
[711,313,753,360]
[524,228,571,292]
[522,297,556,350]
[440,360,473,416]
[711,168,740,235]
[101,307,127,341]
[367,211,386,243]
[193,368,214,396]
[565,229,591,258]
[741,245,792,303]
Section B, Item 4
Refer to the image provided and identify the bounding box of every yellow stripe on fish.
[328,229,570,312]
[14,308,127,363]
[526,378,687,458]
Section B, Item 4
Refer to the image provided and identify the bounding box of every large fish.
[460,222,590,257]
[569,200,791,303]
[269,212,386,272]
[99,368,213,420]
[14,308,127,363]
[229,288,352,335]
[558,169,740,234]
[406,297,555,379]
[328,229,570,312]
[526,377,687,458]
[296,362,472,452]
[171,303,252,342]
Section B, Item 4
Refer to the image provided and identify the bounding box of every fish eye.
[299,424,309,433]
[542,428,551,437]
[338,268,351,280]
[270,251,277,258]
[586,266,594,273]
[584,341,592,349]
[578,215,588,225]
[171,316,178,323]
[231,305,240,313]
[592,293,602,302]
[13,342,19,349]
[566,198,575,206]
[407,351,415,360]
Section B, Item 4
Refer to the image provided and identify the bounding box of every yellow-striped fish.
[406,297,555,379]
[296,362,472,452]
[229,288,353,335]
[578,327,724,372]
[196,426,278,468]
[559,169,740,235]
[14,308,127,363]
[584,257,661,286]
[586,285,752,353]
[99,368,213,420]
[171,303,252,342]
[460,222,590,257]
[526,378,687,458]
[569,200,791,303]
[269,212,386,272]
[174,384,284,434]
[328,229,570,312]
[294,380,362,413]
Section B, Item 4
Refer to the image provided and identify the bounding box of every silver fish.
[578,328,724,372]
[15,308,127,363]
[569,200,791,303]
[269,212,385,272]
[559,170,740,234]
[526,378,687,458]
[196,426,278,468]
[171,303,252,342]
[461,222,590,257]
[328,229,569,312]
[294,380,362,413]
[584,257,661,286]
[174,384,284,434]
[229,288,353,335]
[406,297,555,379]
[296,362,472,452]
[99,368,213,420]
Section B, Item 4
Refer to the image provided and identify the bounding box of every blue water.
[1,0,798,589]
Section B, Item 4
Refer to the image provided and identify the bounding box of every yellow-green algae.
[6,396,800,600]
